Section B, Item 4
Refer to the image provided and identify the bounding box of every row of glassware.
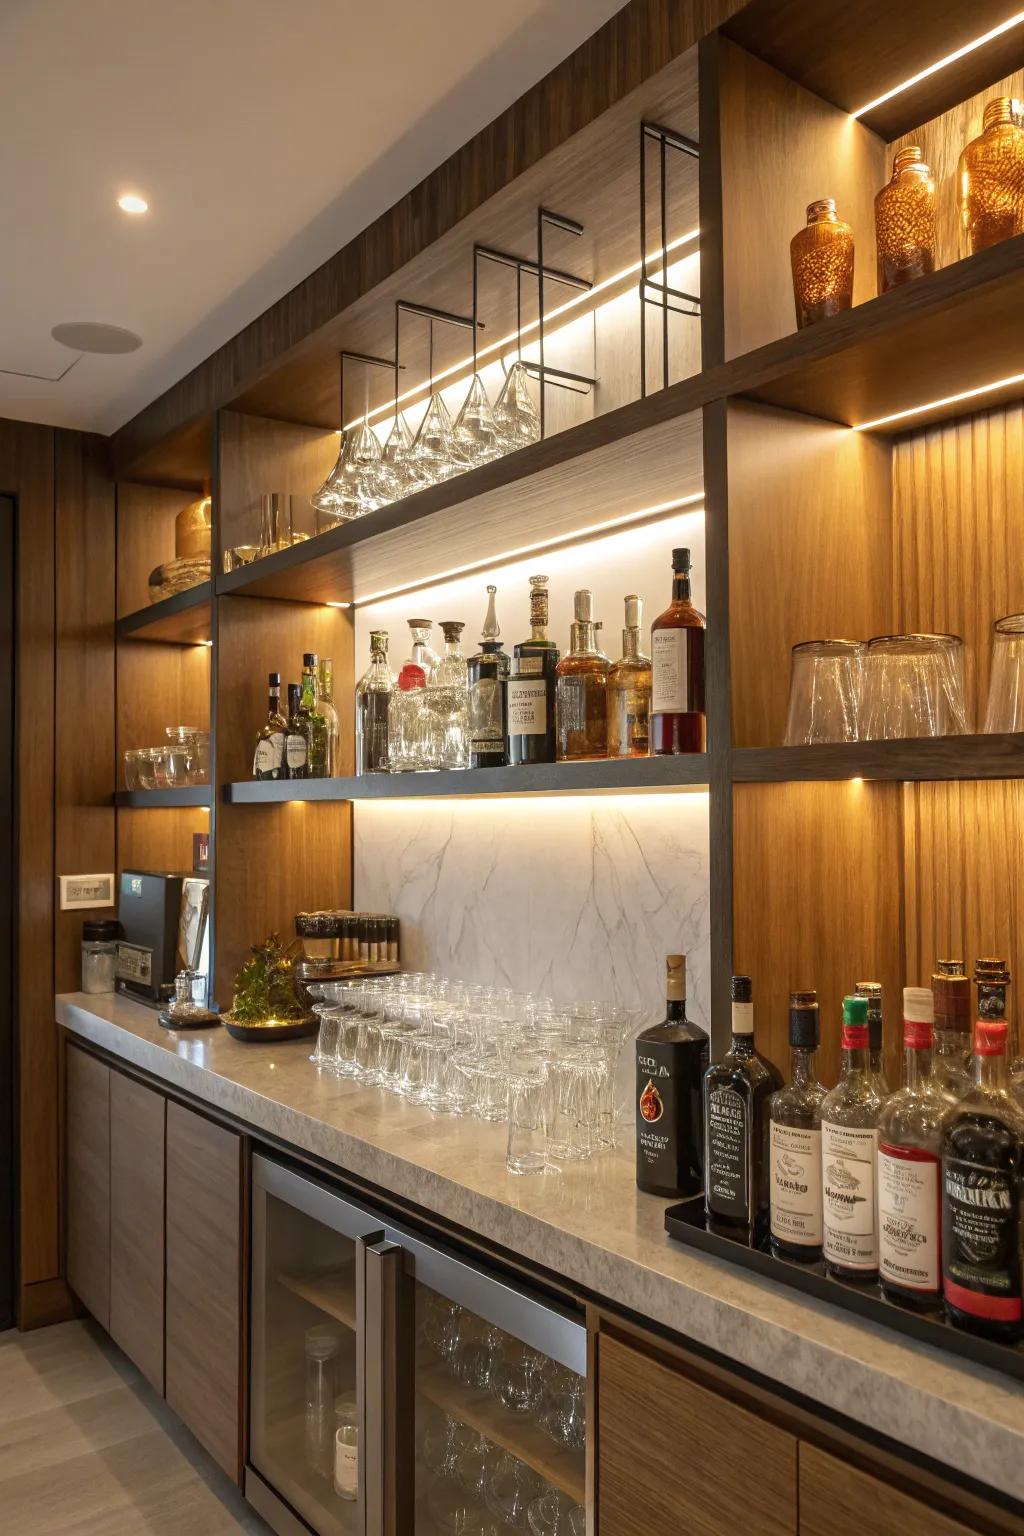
[123,726,210,789]
[783,620,1024,746]
[307,972,641,1174]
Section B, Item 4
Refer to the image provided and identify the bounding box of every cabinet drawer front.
[799,1445,997,1536]
[66,1046,110,1329]
[109,1072,166,1392]
[597,1331,798,1536]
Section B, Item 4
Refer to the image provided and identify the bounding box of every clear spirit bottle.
[942,1019,1024,1340]
[635,954,709,1198]
[253,672,288,780]
[388,662,429,772]
[507,575,559,766]
[355,631,392,775]
[854,981,889,1093]
[404,619,438,680]
[820,995,885,1281]
[317,657,340,775]
[931,959,973,1101]
[650,548,705,754]
[285,683,310,779]
[467,586,509,769]
[703,977,782,1238]
[877,987,953,1308]
[299,652,330,778]
[607,595,652,759]
[769,991,827,1263]
[555,590,608,762]
[428,621,470,770]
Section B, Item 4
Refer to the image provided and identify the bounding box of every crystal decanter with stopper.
[427,621,470,769]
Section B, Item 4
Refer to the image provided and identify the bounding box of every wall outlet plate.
[59,873,116,910]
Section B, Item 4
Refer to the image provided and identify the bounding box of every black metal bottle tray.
[664,1196,1024,1383]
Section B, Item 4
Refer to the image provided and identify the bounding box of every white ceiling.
[0,0,626,436]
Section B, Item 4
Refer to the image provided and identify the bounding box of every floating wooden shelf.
[731,735,1024,783]
[116,582,213,644]
[223,756,710,804]
[116,787,213,808]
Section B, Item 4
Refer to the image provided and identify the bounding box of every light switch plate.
[59,873,116,910]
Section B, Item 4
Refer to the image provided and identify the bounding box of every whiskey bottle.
[253,672,288,781]
[507,574,558,765]
[769,991,827,1263]
[607,595,652,759]
[704,976,782,1237]
[285,683,309,779]
[942,1019,1024,1340]
[820,995,885,1281]
[877,988,952,1308]
[854,981,890,1092]
[635,954,709,1199]
[299,653,330,777]
[467,586,509,769]
[650,547,706,754]
[317,657,340,775]
[931,959,973,1101]
[355,631,392,775]
[555,590,609,762]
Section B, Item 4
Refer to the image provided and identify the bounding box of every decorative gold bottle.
[790,199,854,330]
[874,146,936,293]
[959,97,1024,255]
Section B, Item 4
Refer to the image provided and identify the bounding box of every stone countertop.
[58,991,1024,1505]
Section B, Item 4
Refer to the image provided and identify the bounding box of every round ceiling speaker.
[51,321,143,354]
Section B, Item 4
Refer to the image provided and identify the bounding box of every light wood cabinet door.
[799,1445,992,1536]
[597,1331,798,1536]
[65,1045,110,1328]
[109,1071,166,1393]
[165,1100,243,1483]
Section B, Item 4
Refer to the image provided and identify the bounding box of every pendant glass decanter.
[377,411,421,503]
[409,390,456,485]
[452,374,501,468]
[311,420,384,531]
[492,360,541,451]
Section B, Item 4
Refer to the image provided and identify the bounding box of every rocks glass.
[783,639,864,745]
[983,613,1024,732]
[860,633,968,739]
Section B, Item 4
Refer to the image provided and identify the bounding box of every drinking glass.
[860,633,969,739]
[421,1291,463,1362]
[123,747,145,789]
[398,1030,431,1102]
[310,1005,343,1069]
[545,1050,606,1162]
[506,1055,549,1175]
[540,1365,586,1450]
[456,1431,499,1498]
[455,1512,503,1536]
[492,360,541,451]
[451,1315,503,1390]
[161,741,192,787]
[783,639,863,745]
[485,1454,544,1527]
[492,1340,546,1414]
[144,747,168,789]
[259,491,293,555]
[983,613,1024,732]
[336,1011,363,1076]
[527,1493,586,1536]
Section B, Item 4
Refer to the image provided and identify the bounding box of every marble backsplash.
[353,792,710,1031]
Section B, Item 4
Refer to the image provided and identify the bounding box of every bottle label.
[652,629,695,714]
[878,1142,940,1293]
[515,657,544,677]
[942,1154,1022,1323]
[770,1123,822,1245]
[469,678,504,749]
[254,733,284,776]
[286,734,308,771]
[822,1123,878,1270]
[706,1086,749,1221]
[334,1433,358,1499]
[506,677,547,736]
[636,1036,708,1196]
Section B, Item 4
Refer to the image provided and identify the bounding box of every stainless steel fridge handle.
[359,1234,413,1536]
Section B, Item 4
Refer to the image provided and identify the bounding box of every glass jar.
[874,145,936,293]
[304,1326,341,1478]
[81,919,120,995]
[123,747,146,790]
[333,1392,359,1500]
[790,198,854,329]
[959,97,1024,255]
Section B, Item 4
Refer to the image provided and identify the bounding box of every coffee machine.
[116,870,207,1006]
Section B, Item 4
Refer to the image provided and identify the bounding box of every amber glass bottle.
[874,146,936,293]
[790,199,854,329]
[650,548,705,755]
[607,594,652,758]
[555,590,608,761]
[959,98,1024,255]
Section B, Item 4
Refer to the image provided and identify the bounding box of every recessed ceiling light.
[51,321,143,354]
[118,193,148,214]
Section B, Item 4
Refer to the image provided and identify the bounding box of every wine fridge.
[248,1154,588,1536]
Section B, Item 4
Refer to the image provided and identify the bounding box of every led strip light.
[850,11,1024,118]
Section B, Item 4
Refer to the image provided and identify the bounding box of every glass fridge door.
[251,1155,397,1536]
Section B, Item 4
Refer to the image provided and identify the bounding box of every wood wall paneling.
[116,806,210,880]
[217,413,339,565]
[108,1072,166,1394]
[65,1045,110,1329]
[115,641,211,759]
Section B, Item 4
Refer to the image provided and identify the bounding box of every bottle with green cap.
[820,995,886,1281]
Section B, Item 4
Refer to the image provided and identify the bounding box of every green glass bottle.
[300,651,330,778]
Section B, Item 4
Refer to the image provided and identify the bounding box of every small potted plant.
[223,934,316,1041]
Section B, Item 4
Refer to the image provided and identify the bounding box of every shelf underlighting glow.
[852,370,1024,431]
[850,12,1024,118]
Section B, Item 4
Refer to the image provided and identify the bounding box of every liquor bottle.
[942,1019,1024,1340]
[555,590,609,762]
[355,631,392,775]
[975,956,1011,1023]
[467,587,509,769]
[958,97,1024,255]
[820,996,885,1281]
[635,954,709,1198]
[507,575,558,766]
[877,988,953,1308]
[388,662,437,772]
[607,595,652,759]
[790,199,855,329]
[931,959,973,1101]
[285,683,309,779]
[427,621,470,770]
[650,548,706,755]
[769,991,828,1263]
[854,981,889,1092]
[253,672,288,780]
[873,146,936,293]
[704,977,782,1237]
[317,657,340,775]
[299,653,330,777]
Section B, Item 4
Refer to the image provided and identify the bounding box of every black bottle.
[704,976,783,1238]
[636,954,709,1198]
[467,585,510,769]
[507,574,559,765]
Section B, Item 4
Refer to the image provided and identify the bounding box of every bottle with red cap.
[876,987,955,1308]
[941,1018,1024,1340]
[820,995,885,1281]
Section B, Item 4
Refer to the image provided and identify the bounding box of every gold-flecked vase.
[790,199,854,330]
[959,97,1024,255]
[874,146,936,293]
